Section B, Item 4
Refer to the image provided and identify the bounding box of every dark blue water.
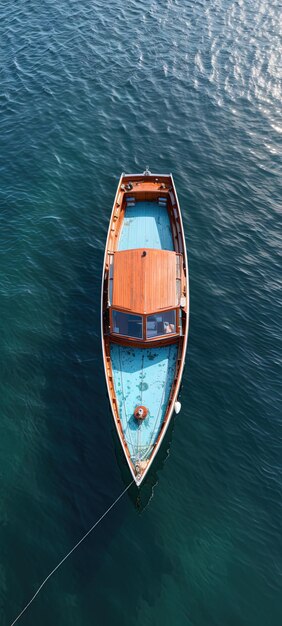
[1,1,281,624]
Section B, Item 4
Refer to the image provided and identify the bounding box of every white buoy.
[174,400,181,414]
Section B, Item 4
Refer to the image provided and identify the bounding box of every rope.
[10,480,134,626]
[118,346,135,456]
[137,352,145,462]
[141,346,173,461]
[140,353,145,406]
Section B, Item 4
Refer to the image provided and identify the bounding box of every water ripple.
[1,1,281,625]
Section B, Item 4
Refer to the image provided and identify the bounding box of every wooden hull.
[101,172,189,486]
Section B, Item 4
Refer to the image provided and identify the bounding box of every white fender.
[174,401,181,414]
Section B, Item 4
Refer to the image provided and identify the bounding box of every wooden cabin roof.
[112,248,178,315]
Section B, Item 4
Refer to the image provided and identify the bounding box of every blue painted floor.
[118,201,174,251]
[110,343,178,462]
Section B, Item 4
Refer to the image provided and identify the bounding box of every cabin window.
[112,310,143,339]
[146,310,176,338]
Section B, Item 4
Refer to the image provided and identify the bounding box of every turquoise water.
[110,343,178,460]
[118,201,173,250]
[1,1,281,625]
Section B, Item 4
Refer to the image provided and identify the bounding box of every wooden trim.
[110,333,179,348]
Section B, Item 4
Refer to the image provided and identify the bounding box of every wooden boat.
[101,169,189,486]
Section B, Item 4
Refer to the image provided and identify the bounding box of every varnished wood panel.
[112,248,178,314]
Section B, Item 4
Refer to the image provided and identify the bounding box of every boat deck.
[110,343,178,462]
[118,201,173,251]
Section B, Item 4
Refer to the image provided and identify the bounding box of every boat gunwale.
[101,172,189,486]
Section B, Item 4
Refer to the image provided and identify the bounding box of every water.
[1,1,281,624]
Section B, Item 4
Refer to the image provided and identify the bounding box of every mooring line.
[10,480,134,626]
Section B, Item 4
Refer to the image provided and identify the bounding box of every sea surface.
[1,1,281,625]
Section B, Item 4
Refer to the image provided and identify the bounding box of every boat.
[101,169,189,486]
